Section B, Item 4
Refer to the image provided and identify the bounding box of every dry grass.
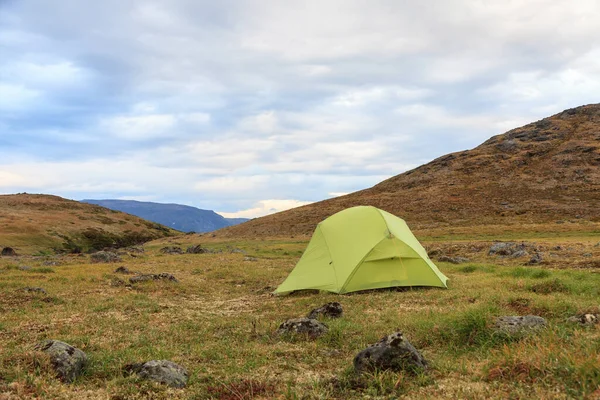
[1,235,599,399]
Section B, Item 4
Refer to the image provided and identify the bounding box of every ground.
[1,233,599,399]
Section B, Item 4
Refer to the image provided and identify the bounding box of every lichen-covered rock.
[114,266,133,274]
[354,332,428,374]
[34,340,87,382]
[124,360,188,388]
[129,273,178,284]
[526,252,543,265]
[494,315,547,335]
[276,317,328,339]
[21,287,47,295]
[438,256,470,264]
[488,242,531,257]
[160,246,183,254]
[186,245,209,254]
[566,313,598,326]
[90,251,122,263]
[307,302,343,319]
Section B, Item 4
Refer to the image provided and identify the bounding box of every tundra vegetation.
[1,233,599,399]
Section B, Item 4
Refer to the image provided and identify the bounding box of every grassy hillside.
[1,235,599,399]
[218,104,600,239]
[0,194,177,255]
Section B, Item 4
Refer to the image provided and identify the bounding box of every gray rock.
[243,256,258,262]
[277,317,328,339]
[426,248,443,258]
[583,253,593,258]
[114,266,133,274]
[566,313,598,326]
[354,332,427,374]
[186,245,210,254]
[18,265,32,271]
[494,315,547,335]
[124,360,188,388]
[160,246,183,254]
[230,248,246,254]
[90,251,122,263]
[489,242,533,258]
[511,250,530,258]
[129,273,178,284]
[34,340,87,382]
[307,302,343,319]
[526,252,543,265]
[438,256,470,264]
[1,247,17,256]
[21,287,47,295]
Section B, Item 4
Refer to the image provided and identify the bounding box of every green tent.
[275,206,448,294]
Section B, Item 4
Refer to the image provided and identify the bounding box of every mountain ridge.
[217,104,600,238]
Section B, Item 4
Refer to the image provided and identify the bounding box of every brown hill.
[219,104,600,239]
[0,194,177,254]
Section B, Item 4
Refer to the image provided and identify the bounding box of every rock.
[160,246,183,254]
[127,246,145,254]
[594,242,600,248]
[18,265,32,271]
[1,247,17,256]
[494,315,547,335]
[186,245,209,254]
[43,261,59,266]
[566,313,598,326]
[276,317,328,339]
[525,252,543,265]
[34,340,87,382]
[129,273,179,284]
[583,253,593,258]
[353,332,428,374]
[21,287,47,295]
[438,256,470,264]
[307,302,343,319]
[90,251,122,263]
[488,242,532,258]
[243,256,258,262]
[427,248,443,258]
[124,360,188,388]
[114,266,132,274]
[230,248,246,254]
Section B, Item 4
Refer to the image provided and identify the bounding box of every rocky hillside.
[218,104,600,238]
[82,199,248,233]
[0,194,177,254]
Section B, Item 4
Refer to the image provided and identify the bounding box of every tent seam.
[316,224,339,290]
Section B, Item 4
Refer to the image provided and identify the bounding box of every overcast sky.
[1,1,599,217]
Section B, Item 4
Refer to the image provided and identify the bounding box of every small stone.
[129,273,178,284]
[1,247,17,256]
[353,332,428,374]
[276,317,328,339]
[230,248,246,254]
[114,266,132,274]
[159,246,183,254]
[438,256,470,264]
[307,302,343,319]
[34,340,87,382]
[124,360,188,388]
[186,245,209,254]
[18,265,32,271]
[566,313,598,325]
[21,287,47,295]
[494,315,547,335]
[526,253,543,265]
[90,251,122,263]
[243,256,258,262]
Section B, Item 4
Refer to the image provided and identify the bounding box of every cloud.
[218,199,313,219]
[1,0,599,217]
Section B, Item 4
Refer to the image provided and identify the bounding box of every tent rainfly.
[275,206,448,295]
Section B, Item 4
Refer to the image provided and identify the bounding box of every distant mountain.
[219,103,600,238]
[81,199,248,233]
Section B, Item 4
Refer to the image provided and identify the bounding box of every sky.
[1,0,599,218]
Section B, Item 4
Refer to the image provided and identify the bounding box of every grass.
[0,238,599,399]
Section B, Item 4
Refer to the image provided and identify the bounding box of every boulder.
[34,340,87,382]
[353,332,428,374]
[186,245,209,254]
[129,273,178,284]
[276,317,328,339]
[114,266,133,274]
[124,360,188,388]
[525,252,543,265]
[160,246,183,254]
[488,242,530,257]
[307,302,343,319]
[494,315,547,335]
[90,251,122,263]
[1,247,17,256]
[566,313,598,326]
